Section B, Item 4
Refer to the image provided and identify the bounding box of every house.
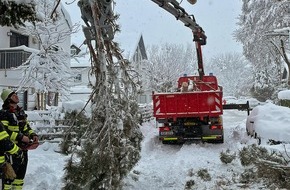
[0,2,72,110]
[68,35,150,105]
[69,46,94,103]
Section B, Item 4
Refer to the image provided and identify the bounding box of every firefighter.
[0,121,23,190]
[0,89,39,190]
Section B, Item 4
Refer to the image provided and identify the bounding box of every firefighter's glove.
[32,135,39,144]
[18,113,27,121]
[21,135,30,143]
[3,162,16,180]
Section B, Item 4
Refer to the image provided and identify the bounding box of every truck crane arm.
[151,0,206,78]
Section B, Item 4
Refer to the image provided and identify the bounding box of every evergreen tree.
[0,0,37,27]
[63,1,143,189]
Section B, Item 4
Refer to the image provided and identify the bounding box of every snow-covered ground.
[123,110,254,190]
[24,105,290,189]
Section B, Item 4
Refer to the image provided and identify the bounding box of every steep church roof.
[132,34,148,62]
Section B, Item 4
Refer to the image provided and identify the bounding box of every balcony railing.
[0,49,32,69]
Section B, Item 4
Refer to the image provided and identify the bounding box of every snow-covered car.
[236,97,264,108]
[222,96,238,104]
[246,103,290,144]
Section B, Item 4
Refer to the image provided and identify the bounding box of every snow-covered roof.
[62,100,86,113]
[70,86,92,94]
[0,45,39,53]
[70,52,91,68]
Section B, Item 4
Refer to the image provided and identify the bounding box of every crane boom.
[150,0,206,78]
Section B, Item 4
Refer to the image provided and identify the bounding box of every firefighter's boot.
[11,179,23,190]
[3,183,12,190]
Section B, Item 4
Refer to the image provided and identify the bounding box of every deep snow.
[23,103,290,189]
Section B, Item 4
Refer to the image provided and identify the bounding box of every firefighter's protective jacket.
[0,106,37,147]
[0,122,19,165]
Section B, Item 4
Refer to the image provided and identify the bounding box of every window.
[71,49,77,55]
[10,31,29,47]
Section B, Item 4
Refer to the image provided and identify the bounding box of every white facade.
[0,3,72,110]
[69,52,94,103]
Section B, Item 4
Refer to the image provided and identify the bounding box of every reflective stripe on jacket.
[0,110,36,144]
[0,122,20,164]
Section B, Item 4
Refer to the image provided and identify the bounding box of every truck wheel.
[217,138,224,144]
[162,141,169,144]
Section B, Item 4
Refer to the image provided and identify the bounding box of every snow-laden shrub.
[184,169,195,190]
[59,110,89,154]
[238,144,290,189]
[239,144,267,166]
[220,149,236,164]
[239,168,258,184]
[184,179,195,190]
[197,169,211,181]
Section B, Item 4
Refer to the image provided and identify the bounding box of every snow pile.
[62,100,86,113]
[25,142,68,190]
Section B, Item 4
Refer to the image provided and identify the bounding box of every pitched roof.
[132,34,148,62]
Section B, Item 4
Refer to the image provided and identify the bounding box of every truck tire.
[216,138,224,144]
[162,141,169,144]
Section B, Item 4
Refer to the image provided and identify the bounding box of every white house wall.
[0,26,38,49]
[0,69,23,84]
[0,27,11,48]
[0,69,35,110]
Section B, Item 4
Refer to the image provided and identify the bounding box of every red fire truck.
[153,75,224,144]
[151,0,224,144]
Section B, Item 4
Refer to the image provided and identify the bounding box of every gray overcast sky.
[64,0,243,59]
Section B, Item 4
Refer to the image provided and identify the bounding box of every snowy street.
[25,109,254,190]
[123,110,252,190]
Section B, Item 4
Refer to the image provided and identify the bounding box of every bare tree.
[142,43,197,92]
[17,0,78,109]
[206,52,253,97]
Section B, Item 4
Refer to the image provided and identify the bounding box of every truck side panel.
[153,91,223,120]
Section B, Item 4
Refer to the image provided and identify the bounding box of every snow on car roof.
[278,90,290,100]
[247,103,290,143]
